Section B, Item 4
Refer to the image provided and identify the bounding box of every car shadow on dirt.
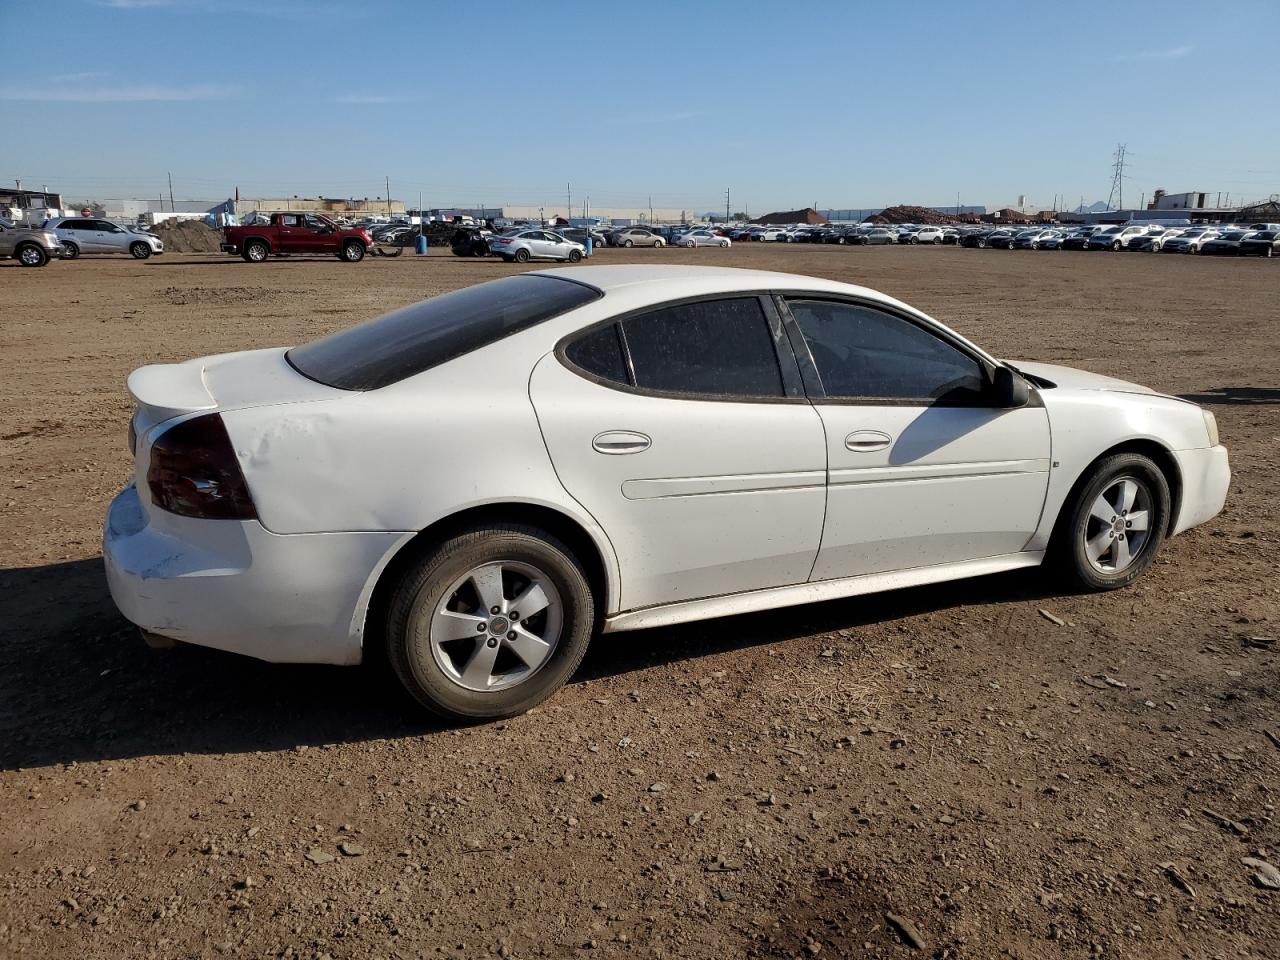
[0,556,1065,770]
[1179,386,1280,406]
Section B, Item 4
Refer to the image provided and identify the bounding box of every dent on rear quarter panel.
[219,347,619,564]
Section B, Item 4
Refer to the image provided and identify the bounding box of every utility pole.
[725,187,730,223]
[567,183,571,224]
[167,171,175,212]
[648,195,653,224]
[385,176,391,216]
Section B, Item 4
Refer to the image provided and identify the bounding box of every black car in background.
[960,229,995,248]
[986,230,1018,249]
[450,226,492,256]
[1200,230,1252,255]
[1060,230,1095,251]
[1238,230,1279,257]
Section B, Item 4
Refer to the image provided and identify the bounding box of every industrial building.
[0,185,66,223]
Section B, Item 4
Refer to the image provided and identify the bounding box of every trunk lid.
[128,347,343,438]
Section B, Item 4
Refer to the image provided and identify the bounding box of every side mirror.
[991,365,1030,408]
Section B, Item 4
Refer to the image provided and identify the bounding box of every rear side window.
[565,325,628,384]
[620,297,783,398]
[789,299,985,403]
[287,275,601,390]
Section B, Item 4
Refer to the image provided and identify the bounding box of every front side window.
[620,297,783,398]
[788,299,985,403]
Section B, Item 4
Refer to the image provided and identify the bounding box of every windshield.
[286,275,602,391]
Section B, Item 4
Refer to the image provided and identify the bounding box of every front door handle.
[592,430,651,455]
[845,430,893,452]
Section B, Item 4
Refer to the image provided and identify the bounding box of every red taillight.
[146,413,257,520]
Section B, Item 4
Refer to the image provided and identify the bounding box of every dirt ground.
[1,244,1277,960]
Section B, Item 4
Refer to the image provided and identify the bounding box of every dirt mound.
[867,205,958,225]
[151,219,223,253]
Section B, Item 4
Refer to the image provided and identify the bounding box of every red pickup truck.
[221,213,374,262]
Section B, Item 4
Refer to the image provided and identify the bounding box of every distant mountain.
[1077,200,1112,213]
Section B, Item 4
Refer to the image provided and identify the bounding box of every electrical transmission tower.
[1106,144,1127,211]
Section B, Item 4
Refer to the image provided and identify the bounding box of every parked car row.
[955,222,1280,256]
[1,216,166,267]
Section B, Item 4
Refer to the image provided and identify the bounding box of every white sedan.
[487,229,584,263]
[674,229,731,248]
[105,266,1230,720]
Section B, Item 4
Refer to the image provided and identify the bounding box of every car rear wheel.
[1055,452,1170,592]
[385,523,595,721]
[342,240,365,262]
[514,248,531,263]
[16,243,48,267]
[1111,241,1121,252]
[130,241,152,259]
[61,242,80,259]
[244,240,269,262]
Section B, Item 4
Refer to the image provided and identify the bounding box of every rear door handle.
[592,430,651,455]
[845,430,893,452]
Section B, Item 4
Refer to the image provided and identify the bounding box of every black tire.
[1054,452,1171,592]
[1111,241,1121,252]
[129,241,152,260]
[61,242,80,260]
[655,239,664,247]
[16,243,48,267]
[514,248,531,263]
[244,240,269,263]
[342,240,365,262]
[567,248,582,263]
[909,236,919,244]
[976,239,986,248]
[385,523,595,721]
[623,239,634,248]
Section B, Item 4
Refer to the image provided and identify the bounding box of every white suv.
[45,217,164,259]
[1087,225,1148,251]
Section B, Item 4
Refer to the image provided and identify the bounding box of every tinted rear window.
[287,275,601,390]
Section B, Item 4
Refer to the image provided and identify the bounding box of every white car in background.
[44,216,164,259]
[1161,228,1219,254]
[674,229,731,248]
[1087,224,1148,251]
[911,226,945,244]
[104,265,1229,721]
[487,229,584,263]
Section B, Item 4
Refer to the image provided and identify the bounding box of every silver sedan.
[488,229,585,264]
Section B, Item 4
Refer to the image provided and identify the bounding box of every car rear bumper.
[103,484,406,665]
[1171,445,1230,536]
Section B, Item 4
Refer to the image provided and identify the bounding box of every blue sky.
[2,0,1277,213]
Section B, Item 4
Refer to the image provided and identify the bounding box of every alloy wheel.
[1083,476,1153,573]
[429,561,563,693]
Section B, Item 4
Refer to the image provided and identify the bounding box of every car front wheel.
[342,240,365,262]
[1056,452,1170,591]
[385,523,595,721]
[16,243,48,267]
[567,248,582,262]
[130,241,152,259]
